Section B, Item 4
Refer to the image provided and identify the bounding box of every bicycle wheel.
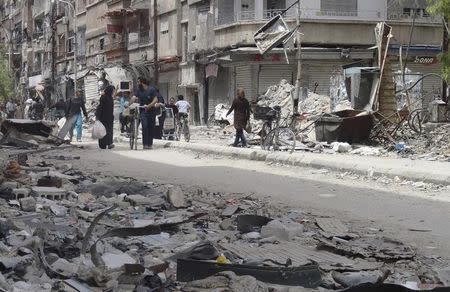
[129,119,135,150]
[263,127,296,153]
[183,119,190,142]
[133,117,139,150]
[260,122,271,147]
[409,109,429,134]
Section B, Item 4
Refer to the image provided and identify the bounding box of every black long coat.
[227,97,250,130]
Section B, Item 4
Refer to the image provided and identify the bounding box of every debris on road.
[0,148,448,291]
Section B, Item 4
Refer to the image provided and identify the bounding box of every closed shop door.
[304,61,344,96]
[235,65,253,99]
[258,64,294,94]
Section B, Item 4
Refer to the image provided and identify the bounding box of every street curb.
[153,140,450,186]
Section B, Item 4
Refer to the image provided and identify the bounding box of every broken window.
[99,38,104,51]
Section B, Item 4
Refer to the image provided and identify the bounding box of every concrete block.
[51,258,78,275]
[31,187,68,200]
[101,252,136,269]
[12,188,31,200]
[220,218,235,231]
[50,205,68,217]
[19,197,36,212]
[261,220,304,241]
[166,186,187,208]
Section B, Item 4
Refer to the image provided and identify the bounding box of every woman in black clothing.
[96,85,115,149]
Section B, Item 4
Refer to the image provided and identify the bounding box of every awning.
[388,44,442,56]
[68,69,90,80]
[227,47,374,62]
[104,67,130,87]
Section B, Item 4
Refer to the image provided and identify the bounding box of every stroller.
[162,107,178,140]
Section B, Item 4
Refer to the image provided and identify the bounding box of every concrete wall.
[85,1,108,60]
[214,19,443,48]
[158,10,178,58]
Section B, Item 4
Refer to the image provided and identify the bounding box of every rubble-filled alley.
[0,143,449,292]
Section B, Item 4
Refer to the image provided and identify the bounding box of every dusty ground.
[46,141,450,261]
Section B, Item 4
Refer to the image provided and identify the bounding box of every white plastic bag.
[92,120,107,139]
[57,117,66,129]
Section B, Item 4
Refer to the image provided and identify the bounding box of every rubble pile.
[401,124,450,162]
[0,119,61,149]
[0,151,448,291]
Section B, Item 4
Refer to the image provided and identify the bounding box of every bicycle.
[128,103,146,150]
[255,106,296,153]
[178,113,190,142]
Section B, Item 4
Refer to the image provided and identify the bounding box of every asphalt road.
[70,144,450,259]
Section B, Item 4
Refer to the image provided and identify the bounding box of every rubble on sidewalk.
[0,119,61,148]
[0,148,448,291]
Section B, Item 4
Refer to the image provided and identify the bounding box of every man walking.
[58,89,88,141]
[226,88,251,147]
[133,78,158,149]
[154,89,165,139]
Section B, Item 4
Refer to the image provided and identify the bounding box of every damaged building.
[0,0,447,124]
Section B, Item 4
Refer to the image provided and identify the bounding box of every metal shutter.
[84,74,99,111]
[304,61,344,96]
[236,65,253,99]
[258,64,295,95]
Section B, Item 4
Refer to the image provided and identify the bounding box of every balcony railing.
[387,10,441,24]
[216,8,388,26]
[264,9,286,19]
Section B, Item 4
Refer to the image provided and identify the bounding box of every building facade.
[0,0,446,123]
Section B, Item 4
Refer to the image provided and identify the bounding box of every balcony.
[387,10,442,24]
[128,30,152,50]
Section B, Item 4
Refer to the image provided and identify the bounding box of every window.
[321,0,357,16]
[67,37,74,53]
[99,38,104,50]
[160,17,169,35]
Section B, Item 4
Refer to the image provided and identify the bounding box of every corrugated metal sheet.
[258,64,295,94]
[235,65,253,99]
[304,61,344,96]
[84,74,99,111]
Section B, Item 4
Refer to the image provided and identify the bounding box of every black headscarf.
[104,85,115,97]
